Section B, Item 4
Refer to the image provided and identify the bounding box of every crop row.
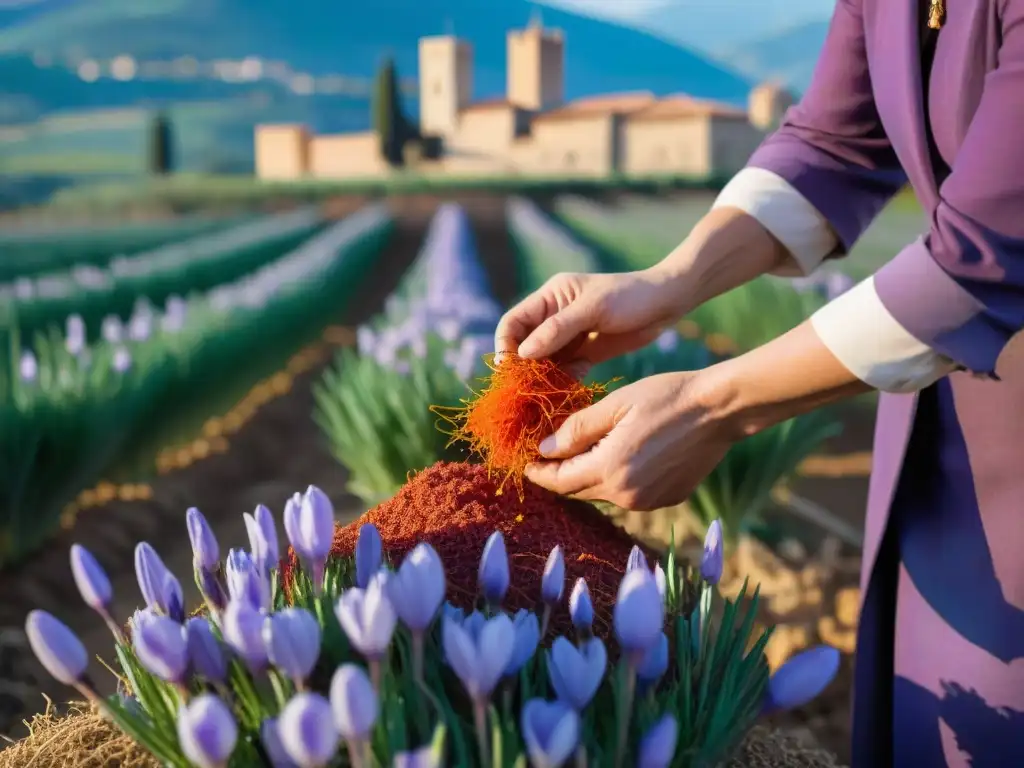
[0,205,392,566]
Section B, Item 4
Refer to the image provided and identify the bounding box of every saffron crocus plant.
[27,495,841,767]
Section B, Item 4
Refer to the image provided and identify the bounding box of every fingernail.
[538,435,557,456]
[518,341,537,359]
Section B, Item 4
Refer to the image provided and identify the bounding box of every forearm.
[704,320,872,438]
[649,206,793,315]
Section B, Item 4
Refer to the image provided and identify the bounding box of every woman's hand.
[524,321,871,510]
[493,268,683,369]
[524,369,739,511]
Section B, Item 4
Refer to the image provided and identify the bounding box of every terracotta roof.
[628,95,747,122]
[532,92,657,123]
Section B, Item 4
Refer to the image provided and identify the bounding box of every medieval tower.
[506,16,565,111]
[417,35,473,137]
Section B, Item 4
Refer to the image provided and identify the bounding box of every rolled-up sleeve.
[868,2,1024,380]
[713,0,906,277]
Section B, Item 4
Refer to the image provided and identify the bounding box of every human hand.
[493,268,683,370]
[524,369,739,510]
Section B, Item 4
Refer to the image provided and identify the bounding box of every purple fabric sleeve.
[746,0,907,252]
[874,2,1024,376]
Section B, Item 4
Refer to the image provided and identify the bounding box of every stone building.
[254,20,795,182]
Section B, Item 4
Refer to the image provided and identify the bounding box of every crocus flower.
[547,636,606,710]
[505,609,540,677]
[762,645,841,714]
[626,545,648,573]
[569,578,593,635]
[393,745,439,768]
[654,563,667,603]
[177,694,238,768]
[278,693,339,768]
[520,699,580,768]
[261,718,299,768]
[225,548,271,612]
[221,599,269,671]
[25,610,88,686]
[334,573,396,660]
[354,523,382,589]
[101,315,123,343]
[19,351,37,383]
[186,617,228,684]
[65,315,86,356]
[134,542,184,622]
[265,608,322,684]
[386,542,445,632]
[637,714,678,768]
[246,504,280,576]
[637,632,669,684]
[541,546,565,604]
[700,520,724,586]
[69,544,112,612]
[329,664,379,740]
[442,611,514,701]
[614,569,665,656]
[186,507,220,570]
[478,531,509,606]
[286,486,335,591]
[133,614,189,684]
[112,346,131,373]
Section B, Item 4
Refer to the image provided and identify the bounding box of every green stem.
[575,745,588,768]
[473,699,490,767]
[345,738,369,768]
[614,662,637,768]
[412,631,425,687]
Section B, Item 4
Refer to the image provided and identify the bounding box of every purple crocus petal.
[264,608,322,683]
[225,548,271,612]
[186,617,228,684]
[295,486,335,562]
[252,504,281,573]
[568,578,593,633]
[329,663,379,740]
[354,523,382,590]
[637,632,669,683]
[69,544,112,611]
[520,698,580,768]
[334,573,396,659]
[177,694,238,768]
[541,546,565,604]
[133,614,189,684]
[386,543,445,632]
[134,542,184,621]
[283,493,302,552]
[547,636,606,710]
[186,507,220,570]
[637,714,678,768]
[763,645,842,714]
[221,600,268,671]
[278,693,339,768]
[25,611,88,685]
[700,520,724,586]
[626,545,648,573]
[505,609,540,677]
[442,612,514,701]
[613,569,664,655]
[393,744,440,768]
[261,718,299,768]
[478,531,509,605]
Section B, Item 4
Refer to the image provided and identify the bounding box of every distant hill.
[717,20,828,94]
[0,0,754,107]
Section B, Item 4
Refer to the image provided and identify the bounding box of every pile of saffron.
[282,461,652,638]
[433,354,608,496]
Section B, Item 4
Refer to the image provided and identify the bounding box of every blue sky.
[540,0,834,49]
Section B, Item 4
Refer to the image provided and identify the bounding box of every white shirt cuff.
[712,168,840,276]
[810,275,958,393]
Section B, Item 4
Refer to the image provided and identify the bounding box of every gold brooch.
[928,0,946,29]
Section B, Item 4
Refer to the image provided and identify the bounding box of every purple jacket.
[744,0,1024,764]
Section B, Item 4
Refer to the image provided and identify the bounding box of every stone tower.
[418,35,473,137]
[507,15,564,112]
[748,81,796,131]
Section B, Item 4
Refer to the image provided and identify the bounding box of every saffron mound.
[434,355,607,496]
[283,461,652,638]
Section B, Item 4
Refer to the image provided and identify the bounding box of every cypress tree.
[372,57,410,167]
[148,111,174,175]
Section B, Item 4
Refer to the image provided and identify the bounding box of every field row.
[1,195,847,569]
